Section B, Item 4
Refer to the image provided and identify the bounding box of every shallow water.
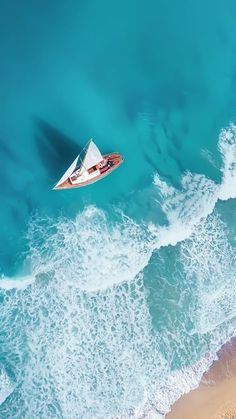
[1,0,236,417]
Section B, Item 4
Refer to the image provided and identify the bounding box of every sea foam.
[132,211,236,418]
[0,275,35,290]
[218,123,236,200]
[0,368,14,405]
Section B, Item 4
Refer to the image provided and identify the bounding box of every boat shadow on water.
[33,117,83,184]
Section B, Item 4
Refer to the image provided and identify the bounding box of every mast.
[79,139,103,174]
[79,139,92,173]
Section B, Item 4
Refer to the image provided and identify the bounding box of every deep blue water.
[1,0,236,417]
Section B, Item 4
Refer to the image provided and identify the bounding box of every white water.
[151,123,236,251]
[219,123,236,200]
[0,368,14,405]
[0,275,35,290]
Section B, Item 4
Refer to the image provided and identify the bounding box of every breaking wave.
[219,123,236,200]
[133,208,236,418]
[0,276,35,291]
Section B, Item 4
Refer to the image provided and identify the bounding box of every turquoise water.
[1,0,236,417]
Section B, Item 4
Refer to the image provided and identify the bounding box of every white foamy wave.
[152,172,218,248]
[0,275,168,419]
[151,123,236,250]
[219,123,236,200]
[0,368,14,405]
[180,213,236,335]
[132,352,217,419]
[0,275,35,290]
[132,210,236,418]
[27,206,152,292]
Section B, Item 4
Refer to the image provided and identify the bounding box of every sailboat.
[53,139,123,190]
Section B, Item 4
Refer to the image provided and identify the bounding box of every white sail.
[53,154,80,188]
[80,140,103,174]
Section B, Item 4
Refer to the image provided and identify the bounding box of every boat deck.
[54,153,123,190]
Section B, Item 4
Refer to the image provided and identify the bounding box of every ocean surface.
[1,0,236,417]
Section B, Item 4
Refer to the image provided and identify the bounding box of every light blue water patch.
[1,0,236,417]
